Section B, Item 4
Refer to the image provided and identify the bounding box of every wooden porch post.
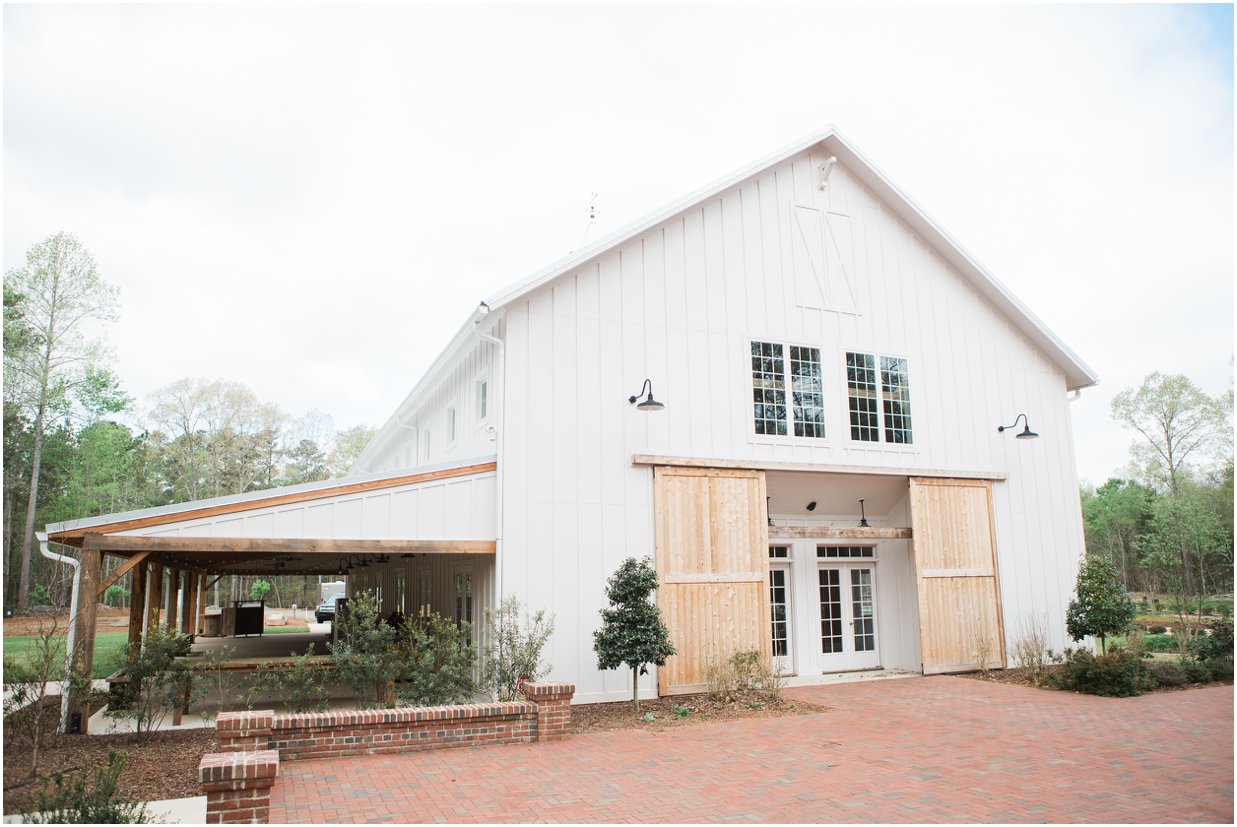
[146,564,163,634]
[127,560,148,653]
[70,543,102,733]
[196,575,207,635]
[166,569,180,632]
[181,572,197,636]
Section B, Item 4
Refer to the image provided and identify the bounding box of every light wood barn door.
[908,478,1006,674]
[653,467,772,695]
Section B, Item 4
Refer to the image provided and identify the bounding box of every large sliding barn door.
[653,467,772,695]
[908,478,1006,674]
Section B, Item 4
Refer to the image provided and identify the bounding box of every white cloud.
[4,3,1232,482]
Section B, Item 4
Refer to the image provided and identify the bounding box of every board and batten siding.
[497,150,1085,701]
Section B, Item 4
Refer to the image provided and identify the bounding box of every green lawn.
[3,631,128,680]
[262,625,312,635]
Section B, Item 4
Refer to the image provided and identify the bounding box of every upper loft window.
[446,404,457,444]
[751,341,825,439]
[845,352,913,444]
[476,379,488,421]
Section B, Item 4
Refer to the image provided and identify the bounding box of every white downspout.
[476,307,506,625]
[36,531,79,734]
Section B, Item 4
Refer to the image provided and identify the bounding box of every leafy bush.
[1180,659,1213,683]
[267,646,330,713]
[1205,656,1234,681]
[395,612,476,706]
[108,625,197,734]
[1147,625,1168,635]
[27,749,150,824]
[1066,557,1135,655]
[1190,618,1234,662]
[1145,661,1188,687]
[593,557,675,710]
[327,590,399,708]
[1142,634,1179,653]
[481,595,554,702]
[1051,649,1152,697]
[250,580,271,601]
[102,584,128,607]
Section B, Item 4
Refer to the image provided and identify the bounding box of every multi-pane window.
[752,341,825,439]
[769,546,790,559]
[851,569,876,652]
[819,569,843,654]
[816,546,875,559]
[769,569,789,657]
[846,351,913,444]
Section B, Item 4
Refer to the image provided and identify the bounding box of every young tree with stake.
[593,557,675,710]
[1066,556,1136,655]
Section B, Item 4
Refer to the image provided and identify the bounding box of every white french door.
[768,564,794,675]
[817,563,880,671]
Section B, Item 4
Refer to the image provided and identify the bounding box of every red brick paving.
[270,676,1233,823]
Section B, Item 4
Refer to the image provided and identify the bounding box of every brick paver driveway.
[270,676,1233,823]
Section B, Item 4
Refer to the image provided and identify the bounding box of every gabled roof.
[482,126,1097,391]
[359,127,1097,470]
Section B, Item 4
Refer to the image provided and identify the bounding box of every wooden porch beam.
[96,550,152,598]
[768,526,913,540]
[83,536,497,555]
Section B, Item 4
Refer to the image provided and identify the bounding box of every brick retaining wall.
[200,683,575,822]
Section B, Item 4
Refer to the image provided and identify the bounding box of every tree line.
[4,233,375,611]
[1083,372,1233,598]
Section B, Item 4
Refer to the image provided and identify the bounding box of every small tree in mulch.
[1066,556,1136,655]
[2,615,67,777]
[593,557,675,711]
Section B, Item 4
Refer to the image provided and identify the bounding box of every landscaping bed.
[572,692,825,733]
[957,664,1233,695]
[2,695,216,815]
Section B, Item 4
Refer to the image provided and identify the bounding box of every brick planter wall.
[199,749,279,824]
[214,682,576,761]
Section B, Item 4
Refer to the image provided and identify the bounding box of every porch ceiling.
[766,471,909,517]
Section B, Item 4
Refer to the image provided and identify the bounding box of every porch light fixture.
[998,413,1039,440]
[806,501,817,512]
[858,498,870,528]
[767,496,774,527]
[628,379,664,412]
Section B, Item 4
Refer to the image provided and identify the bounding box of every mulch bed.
[572,691,826,734]
[3,695,216,815]
[956,665,1233,694]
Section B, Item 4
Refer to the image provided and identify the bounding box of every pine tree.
[593,557,675,710]
[1066,556,1136,655]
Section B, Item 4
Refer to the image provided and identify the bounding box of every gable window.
[446,404,457,444]
[751,341,825,438]
[476,379,488,421]
[845,352,913,444]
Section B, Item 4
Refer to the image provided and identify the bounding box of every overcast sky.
[4,3,1233,485]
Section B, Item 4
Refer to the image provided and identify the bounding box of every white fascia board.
[45,455,497,535]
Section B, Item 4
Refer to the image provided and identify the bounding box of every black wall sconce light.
[998,413,1039,440]
[628,379,665,412]
[858,498,870,528]
[806,501,817,512]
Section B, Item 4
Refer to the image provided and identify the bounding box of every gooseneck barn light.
[998,413,1039,440]
[858,498,870,528]
[628,379,665,412]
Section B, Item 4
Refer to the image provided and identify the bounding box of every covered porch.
[41,458,498,733]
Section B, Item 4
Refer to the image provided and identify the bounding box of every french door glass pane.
[851,568,876,652]
[769,569,789,657]
[819,569,843,654]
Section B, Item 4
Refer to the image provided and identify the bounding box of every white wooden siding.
[117,473,497,541]
[498,152,1084,701]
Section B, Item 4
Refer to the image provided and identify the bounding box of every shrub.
[1206,656,1234,681]
[706,650,785,705]
[1142,634,1179,653]
[481,595,554,702]
[268,646,330,713]
[1011,613,1053,686]
[108,625,197,734]
[1190,618,1234,662]
[1051,649,1152,697]
[1147,625,1168,635]
[327,590,399,708]
[1146,661,1188,687]
[395,612,477,706]
[27,749,151,824]
[1066,557,1135,655]
[593,557,675,710]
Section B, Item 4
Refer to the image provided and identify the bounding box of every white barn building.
[47,127,1096,711]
